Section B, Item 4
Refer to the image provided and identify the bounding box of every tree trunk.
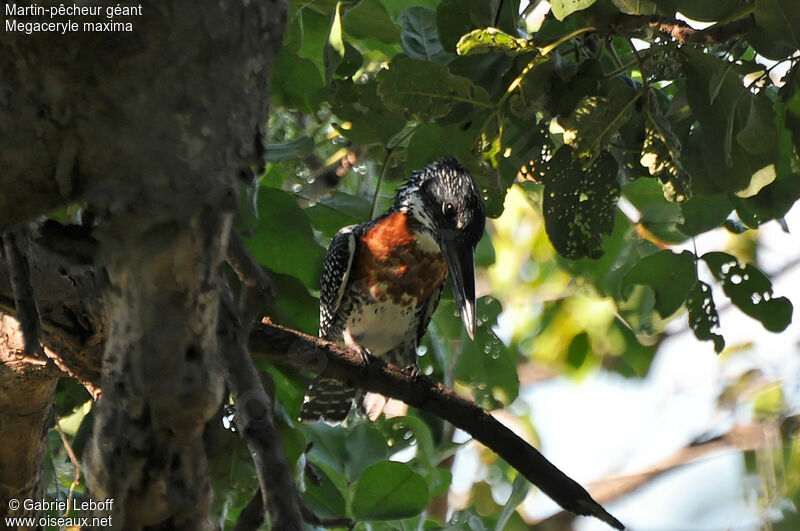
[1,0,287,526]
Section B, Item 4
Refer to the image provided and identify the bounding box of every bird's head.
[395,157,486,339]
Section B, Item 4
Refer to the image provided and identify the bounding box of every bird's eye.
[442,202,456,218]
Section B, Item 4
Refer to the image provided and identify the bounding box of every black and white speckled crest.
[395,157,485,248]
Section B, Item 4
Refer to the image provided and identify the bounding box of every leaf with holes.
[687,280,725,353]
[622,250,696,318]
[541,148,620,259]
[702,252,793,332]
[560,88,640,168]
[641,95,691,202]
[352,461,429,520]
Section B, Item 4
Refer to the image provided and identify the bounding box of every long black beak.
[440,238,477,339]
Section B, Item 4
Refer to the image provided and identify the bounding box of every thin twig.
[55,419,81,516]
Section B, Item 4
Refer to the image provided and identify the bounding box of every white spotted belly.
[345,297,418,356]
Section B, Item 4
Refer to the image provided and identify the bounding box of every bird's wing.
[319,226,357,338]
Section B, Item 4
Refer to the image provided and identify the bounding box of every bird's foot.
[401,364,421,382]
[356,346,372,373]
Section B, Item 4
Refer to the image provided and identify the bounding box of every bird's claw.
[402,364,421,382]
[357,346,372,372]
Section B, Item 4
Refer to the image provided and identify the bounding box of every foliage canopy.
[48,0,800,528]
[251,0,800,527]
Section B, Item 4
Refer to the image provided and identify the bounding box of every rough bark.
[1,0,288,527]
[0,315,58,521]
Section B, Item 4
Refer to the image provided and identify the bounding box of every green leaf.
[622,250,696,318]
[452,297,519,409]
[737,96,779,155]
[345,423,388,479]
[264,136,315,162]
[474,227,495,268]
[622,178,686,244]
[749,0,800,59]
[659,0,750,22]
[306,191,371,239]
[378,416,436,469]
[380,0,440,19]
[508,55,553,119]
[244,187,325,289]
[686,280,725,353]
[702,252,793,332]
[560,88,641,167]
[270,51,325,114]
[678,194,733,237]
[494,475,531,531]
[332,80,407,145]
[297,8,331,75]
[566,331,590,369]
[324,2,346,84]
[541,148,620,260]
[611,0,656,14]
[302,463,348,519]
[352,461,429,520]
[378,55,491,121]
[436,0,493,52]
[406,123,475,172]
[681,48,776,196]
[343,0,402,44]
[336,41,364,78]
[302,422,347,476]
[456,28,534,56]
[267,271,319,335]
[398,6,453,63]
[551,0,597,21]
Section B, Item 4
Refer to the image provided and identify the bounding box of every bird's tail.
[299,377,357,423]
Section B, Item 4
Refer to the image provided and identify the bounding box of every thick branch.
[613,14,756,45]
[217,293,303,530]
[0,314,57,519]
[2,229,44,357]
[250,322,625,530]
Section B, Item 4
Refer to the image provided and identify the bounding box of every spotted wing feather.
[319,227,356,338]
[301,227,358,423]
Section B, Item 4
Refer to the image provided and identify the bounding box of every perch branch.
[249,322,625,530]
[612,14,756,45]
